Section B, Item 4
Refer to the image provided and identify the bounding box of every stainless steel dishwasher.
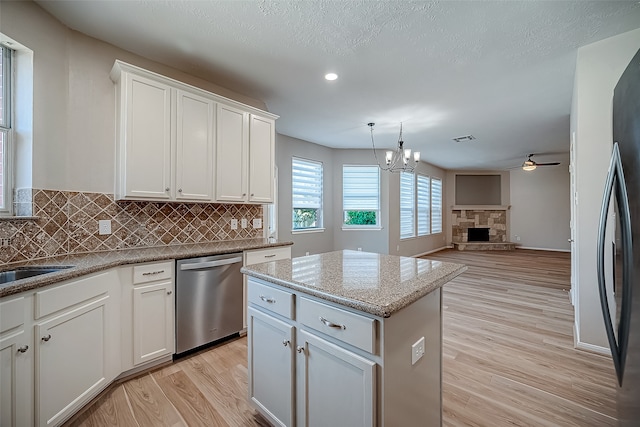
[175,252,243,355]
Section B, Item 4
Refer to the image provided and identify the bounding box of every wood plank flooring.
[65,249,617,427]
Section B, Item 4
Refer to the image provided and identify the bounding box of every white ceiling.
[36,0,640,170]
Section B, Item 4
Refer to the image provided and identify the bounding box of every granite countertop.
[241,249,467,318]
[0,238,292,298]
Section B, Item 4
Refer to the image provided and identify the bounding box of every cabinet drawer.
[133,261,173,284]
[298,297,376,353]
[247,279,294,319]
[245,246,291,266]
[0,296,25,333]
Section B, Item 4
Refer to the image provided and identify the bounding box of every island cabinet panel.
[296,329,376,427]
[248,307,294,427]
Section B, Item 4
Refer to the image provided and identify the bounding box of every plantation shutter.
[417,174,430,236]
[431,177,443,233]
[400,172,415,239]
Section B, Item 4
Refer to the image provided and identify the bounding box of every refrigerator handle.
[597,142,633,386]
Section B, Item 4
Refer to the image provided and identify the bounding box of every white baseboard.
[575,340,610,356]
[516,246,571,253]
[413,246,450,258]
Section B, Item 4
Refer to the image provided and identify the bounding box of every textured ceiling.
[36,0,640,170]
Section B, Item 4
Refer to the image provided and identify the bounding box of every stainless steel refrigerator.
[597,47,640,426]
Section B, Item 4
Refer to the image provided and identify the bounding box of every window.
[431,177,443,233]
[0,45,12,214]
[417,174,430,236]
[400,171,415,239]
[343,166,380,228]
[292,157,323,231]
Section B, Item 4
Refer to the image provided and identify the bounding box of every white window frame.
[0,44,13,216]
[431,177,443,234]
[400,171,415,239]
[342,165,381,230]
[417,174,430,236]
[292,157,324,233]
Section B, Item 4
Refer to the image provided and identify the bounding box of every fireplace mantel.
[451,205,511,211]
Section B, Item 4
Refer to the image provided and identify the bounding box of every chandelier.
[368,122,420,173]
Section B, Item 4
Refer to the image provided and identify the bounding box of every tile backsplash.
[0,189,263,265]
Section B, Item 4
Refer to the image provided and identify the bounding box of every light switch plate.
[411,337,425,365]
[230,219,238,230]
[98,220,112,235]
[253,218,262,229]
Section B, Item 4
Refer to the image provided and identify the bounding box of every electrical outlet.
[0,238,12,247]
[305,251,310,256]
[411,337,425,365]
[516,235,521,241]
[98,220,112,235]
[230,219,238,230]
[357,247,362,251]
[253,218,262,229]
[241,218,247,229]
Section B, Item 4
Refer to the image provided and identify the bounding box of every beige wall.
[0,0,266,193]
[571,27,640,350]
[509,166,570,251]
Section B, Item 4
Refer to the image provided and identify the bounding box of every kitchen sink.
[0,266,74,285]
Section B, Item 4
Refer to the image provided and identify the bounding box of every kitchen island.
[241,250,467,427]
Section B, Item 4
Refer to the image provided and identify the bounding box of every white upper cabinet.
[117,72,172,200]
[176,90,215,201]
[111,60,277,204]
[215,104,249,203]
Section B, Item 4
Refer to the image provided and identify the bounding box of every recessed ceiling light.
[324,73,338,81]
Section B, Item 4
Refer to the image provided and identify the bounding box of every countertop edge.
[0,240,293,299]
[242,263,468,318]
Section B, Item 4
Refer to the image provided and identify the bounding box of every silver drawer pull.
[17,345,29,353]
[264,254,276,258]
[319,317,346,330]
[42,334,52,342]
[260,295,276,303]
[142,270,165,276]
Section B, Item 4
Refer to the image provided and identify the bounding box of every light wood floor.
[65,249,617,427]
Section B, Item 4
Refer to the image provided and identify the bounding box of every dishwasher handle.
[179,256,243,270]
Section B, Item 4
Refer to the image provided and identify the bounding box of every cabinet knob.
[282,340,290,347]
[250,193,254,197]
[296,346,304,354]
[41,334,52,342]
[242,193,247,197]
[17,345,29,353]
[167,290,173,295]
[165,187,170,192]
[178,189,183,193]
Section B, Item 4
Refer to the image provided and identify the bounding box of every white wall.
[0,1,266,193]
[276,134,335,257]
[510,166,571,251]
[571,28,640,350]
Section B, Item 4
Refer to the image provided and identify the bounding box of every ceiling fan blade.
[536,162,561,166]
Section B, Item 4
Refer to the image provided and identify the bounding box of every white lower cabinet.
[132,281,174,365]
[0,295,33,427]
[247,278,377,427]
[296,330,375,427]
[247,307,294,427]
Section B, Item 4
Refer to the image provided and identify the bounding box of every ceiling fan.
[519,154,561,171]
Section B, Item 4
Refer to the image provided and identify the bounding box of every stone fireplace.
[451,207,515,250]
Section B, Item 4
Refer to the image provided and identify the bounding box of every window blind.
[292,158,323,229]
[417,174,430,236]
[400,171,415,239]
[431,177,443,233]
[343,166,379,210]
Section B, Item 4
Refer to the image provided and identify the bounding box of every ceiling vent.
[452,135,476,143]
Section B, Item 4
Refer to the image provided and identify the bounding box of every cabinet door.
[133,281,174,365]
[35,297,109,427]
[0,297,33,427]
[248,114,275,203]
[296,329,376,427]
[176,90,214,201]
[216,103,248,202]
[123,72,172,200]
[247,307,294,427]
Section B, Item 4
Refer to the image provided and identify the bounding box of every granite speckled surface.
[0,239,292,298]
[241,250,467,318]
